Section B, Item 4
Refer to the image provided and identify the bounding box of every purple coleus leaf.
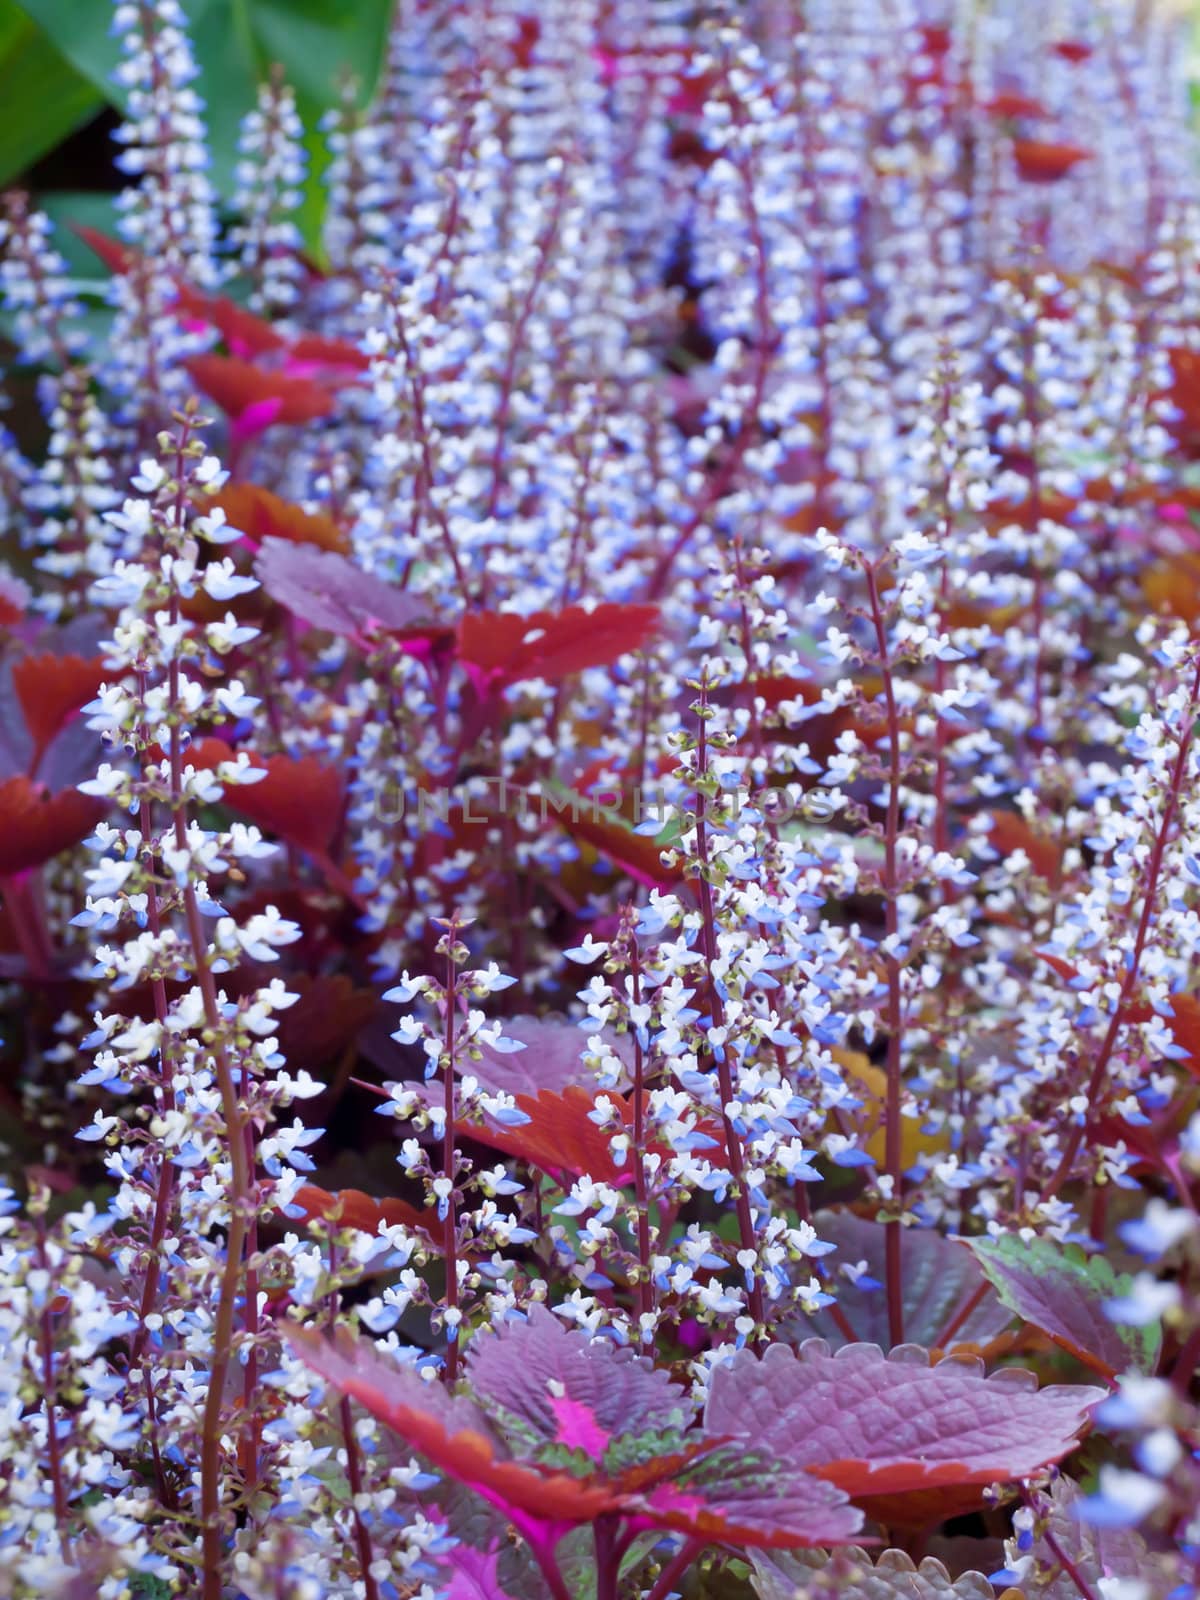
[705,1341,1105,1527]
[968,1235,1162,1380]
[255,538,451,652]
[289,1314,862,1557]
[285,1323,623,1533]
[460,1308,864,1551]
[750,1547,995,1600]
[647,1443,864,1549]
[789,1210,1010,1352]
[427,1486,553,1600]
[466,1305,690,1464]
[469,1016,633,1098]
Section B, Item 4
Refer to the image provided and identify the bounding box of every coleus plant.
[3,0,1200,1597]
[285,1306,1100,1600]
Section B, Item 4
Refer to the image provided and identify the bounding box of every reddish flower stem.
[932,1280,989,1350]
[441,936,460,1384]
[626,917,654,1326]
[1021,1487,1099,1600]
[1040,655,1200,1203]
[645,1538,703,1600]
[693,686,765,1336]
[327,1242,380,1600]
[35,1217,71,1558]
[864,560,906,1348]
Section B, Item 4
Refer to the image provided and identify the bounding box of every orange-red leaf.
[987,811,1063,884]
[72,222,138,277]
[290,1183,428,1236]
[286,1324,622,1523]
[467,1086,632,1180]
[0,777,105,876]
[12,652,107,773]
[288,333,371,372]
[185,354,335,426]
[175,285,286,357]
[458,603,659,691]
[984,92,1047,119]
[186,738,344,858]
[228,752,344,858]
[73,224,286,357]
[0,570,29,627]
[1013,140,1091,182]
[210,483,349,555]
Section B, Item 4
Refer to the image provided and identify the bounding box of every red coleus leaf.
[457,603,660,692]
[466,1083,723,1187]
[466,1306,689,1461]
[1166,347,1200,456]
[288,333,371,373]
[984,91,1048,119]
[705,1341,1103,1526]
[185,354,336,427]
[1012,139,1092,182]
[74,224,287,358]
[72,222,138,277]
[254,539,450,652]
[987,810,1064,884]
[229,752,344,858]
[290,1315,861,1552]
[787,1210,1009,1353]
[545,783,685,891]
[11,652,107,775]
[210,483,350,556]
[289,1183,428,1237]
[286,1324,623,1524]
[467,1085,632,1181]
[272,974,377,1077]
[0,777,105,877]
[969,1235,1161,1380]
[176,287,286,359]
[188,736,344,858]
[0,570,29,627]
[74,225,286,356]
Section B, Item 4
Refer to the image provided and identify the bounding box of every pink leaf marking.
[550,1394,611,1460]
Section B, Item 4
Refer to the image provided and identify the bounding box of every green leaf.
[15,0,391,243]
[238,0,390,107]
[36,190,119,278]
[10,0,122,104]
[0,0,103,187]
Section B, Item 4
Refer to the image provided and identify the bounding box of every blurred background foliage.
[5,1,1200,276]
[0,0,394,265]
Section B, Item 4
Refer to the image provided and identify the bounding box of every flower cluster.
[1,0,1200,1596]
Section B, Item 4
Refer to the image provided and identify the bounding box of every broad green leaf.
[11,0,123,105]
[237,0,390,107]
[0,0,103,186]
[36,191,119,278]
[15,0,391,244]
